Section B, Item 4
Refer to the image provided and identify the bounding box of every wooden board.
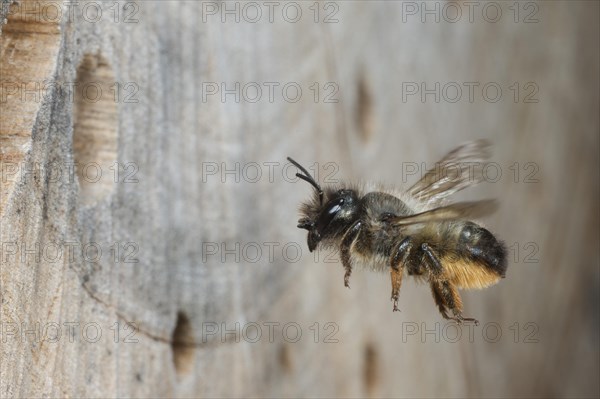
[1,1,598,397]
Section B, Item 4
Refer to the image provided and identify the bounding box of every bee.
[288,140,507,324]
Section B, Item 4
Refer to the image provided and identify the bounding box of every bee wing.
[408,140,492,206]
[388,199,499,226]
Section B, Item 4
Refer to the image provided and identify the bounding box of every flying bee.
[288,140,507,324]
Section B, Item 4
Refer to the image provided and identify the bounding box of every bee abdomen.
[458,222,508,277]
[437,223,507,290]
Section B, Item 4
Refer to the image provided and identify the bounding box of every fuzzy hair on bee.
[288,140,507,325]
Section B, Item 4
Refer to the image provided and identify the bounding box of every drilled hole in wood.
[278,344,293,374]
[363,343,379,395]
[355,76,375,142]
[73,52,118,205]
[171,312,195,375]
[0,0,61,215]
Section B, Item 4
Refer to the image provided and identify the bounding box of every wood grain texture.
[1,1,598,398]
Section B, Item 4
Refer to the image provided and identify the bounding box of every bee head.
[288,157,360,252]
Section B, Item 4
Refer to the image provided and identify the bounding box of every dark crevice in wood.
[171,312,195,375]
[363,342,379,395]
[355,75,375,142]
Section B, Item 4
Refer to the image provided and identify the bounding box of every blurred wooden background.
[1,1,598,397]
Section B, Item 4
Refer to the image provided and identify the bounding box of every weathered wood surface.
[1,1,598,398]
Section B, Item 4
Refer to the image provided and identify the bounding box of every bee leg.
[390,237,412,312]
[422,244,479,325]
[421,243,444,278]
[340,220,363,288]
[437,280,479,326]
[430,282,451,320]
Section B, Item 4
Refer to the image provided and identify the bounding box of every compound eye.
[317,197,345,231]
[327,198,344,215]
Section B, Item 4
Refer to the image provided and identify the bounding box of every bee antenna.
[287,157,324,205]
